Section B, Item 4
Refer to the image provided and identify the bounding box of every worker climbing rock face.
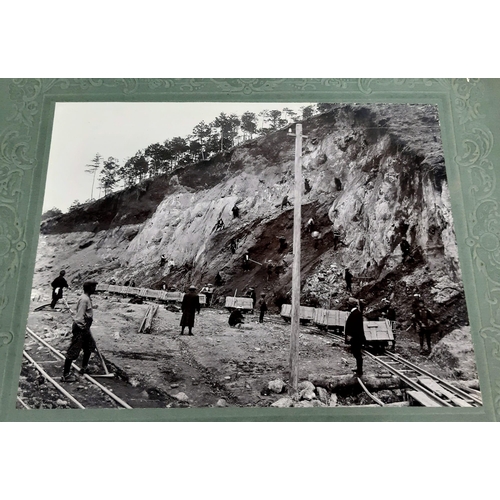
[242,252,250,271]
[400,237,411,262]
[281,195,292,210]
[344,268,353,292]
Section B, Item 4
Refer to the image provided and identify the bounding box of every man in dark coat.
[180,285,201,335]
[51,270,69,309]
[232,204,240,218]
[344,297,366,377]
[257,293,268,323]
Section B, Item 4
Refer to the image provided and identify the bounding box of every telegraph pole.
[288,123,304,395]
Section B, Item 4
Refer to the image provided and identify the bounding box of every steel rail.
[23,351,86,409]
[320,331,453,406]
[26,327,133,410]
[384,352,482,406]
[361,350,453,407]
[17,395,31,410]
[319,330,478,407]
[356,377,385,406]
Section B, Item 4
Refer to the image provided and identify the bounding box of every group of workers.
[50,223,437,383]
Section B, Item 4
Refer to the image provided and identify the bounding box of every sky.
[43,102,314,213]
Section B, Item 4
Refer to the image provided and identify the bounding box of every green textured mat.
[0,78,498,421]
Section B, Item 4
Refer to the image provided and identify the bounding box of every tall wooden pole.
[289,124,303,394]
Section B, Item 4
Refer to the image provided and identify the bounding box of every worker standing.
[180,285,201,336]
[413,299,436,353]
[200,283,215,307]
[61,280,98,382]
[247,288,257,310]
[258,293,268,323]
[50,270,69,309]
[344,297,366,377]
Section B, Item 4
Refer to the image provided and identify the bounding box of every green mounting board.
[0,78,499,421]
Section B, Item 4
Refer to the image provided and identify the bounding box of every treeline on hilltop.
[44,103,336,217]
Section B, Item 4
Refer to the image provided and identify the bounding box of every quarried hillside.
[37,103,466,337]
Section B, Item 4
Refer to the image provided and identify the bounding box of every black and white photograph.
[16,100,482,411]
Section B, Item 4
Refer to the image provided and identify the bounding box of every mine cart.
[313,308,349,334]
[225,296,254,312]
[362,319,394,352]
[280,304,316,324]
[95,283,109,292]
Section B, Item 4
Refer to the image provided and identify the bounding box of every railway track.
[321,331,482,408]
[18,327,133,410]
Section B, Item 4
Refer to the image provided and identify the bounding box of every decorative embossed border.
[0,78,497,421]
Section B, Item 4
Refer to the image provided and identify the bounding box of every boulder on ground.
[316,386,330,405]
[311,399,327,407]
[294,400,314,408]
[216,399,227,407]
[298,380,315,392]
[268,379,286,394]
[299,388,317,401]
[173,392,189,402]
[329,393,338,407]
[271,397,294,408]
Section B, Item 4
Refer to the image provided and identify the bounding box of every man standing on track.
[50,270,69,309]
[61,280,98,382]
[414,299,436,354]
[344,297,366,377]
[180,285,201,336]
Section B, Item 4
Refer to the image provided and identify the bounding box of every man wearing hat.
[180,285,201,335]
[257,293,268,323]
[200,283,215,307]
[247,287,257,310]
[61,280,98,382]
[50,270,69,309]
[344,297,366,377]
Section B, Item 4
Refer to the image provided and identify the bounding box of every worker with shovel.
[61,280,98,382]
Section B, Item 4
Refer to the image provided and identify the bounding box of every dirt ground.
[19,226,480,410]
[21,289,477,409]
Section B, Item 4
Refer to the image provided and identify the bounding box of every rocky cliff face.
[39,104,467,335]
